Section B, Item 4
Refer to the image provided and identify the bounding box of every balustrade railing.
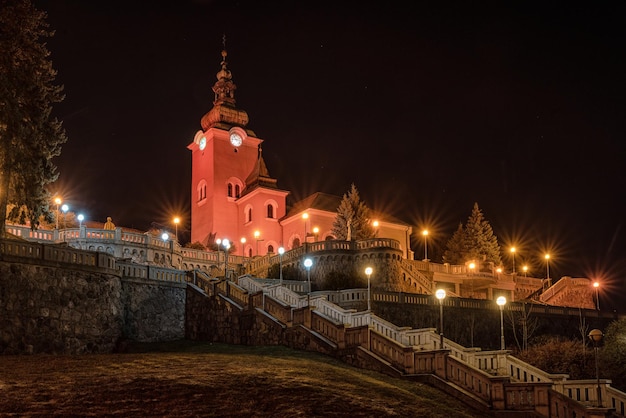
[235,275,625,417]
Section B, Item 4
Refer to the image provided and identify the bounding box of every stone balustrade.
[234,275,623,417]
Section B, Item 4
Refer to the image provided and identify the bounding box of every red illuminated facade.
[189,49,413,259]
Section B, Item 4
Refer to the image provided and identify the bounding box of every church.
[187,48,413,260]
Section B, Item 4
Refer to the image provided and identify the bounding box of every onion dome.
[201,49,249,130]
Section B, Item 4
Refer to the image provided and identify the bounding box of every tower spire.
[200,41,249,131]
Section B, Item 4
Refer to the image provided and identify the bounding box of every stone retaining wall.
[0,260,185,354]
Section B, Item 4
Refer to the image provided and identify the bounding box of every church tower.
[188,49,289,256]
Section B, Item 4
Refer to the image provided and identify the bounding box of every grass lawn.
[0,340,493,417]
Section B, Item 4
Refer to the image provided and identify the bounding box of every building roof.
[285,192,410,226]
[242,146,280,195]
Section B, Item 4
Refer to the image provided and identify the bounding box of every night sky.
[33,1,626,308]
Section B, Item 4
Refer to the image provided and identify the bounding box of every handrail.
[235,276,625,417]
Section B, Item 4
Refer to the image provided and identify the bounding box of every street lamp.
[304,258,313,304]
[173,217,180,242]
[422,230,429,261]
[468,262,476,297]
[240,237,246,254]
[302,213,309,244]
[544,254,551,284]
[77,214,84,228]
[54,197,62,229]
[593,281,600,310]
[510,247,516,274]
[365,267,373,311]
[216,238,222,272]
[588,329,604,407]
[278,247,285,284]
[313,226,319,242]
[372,220,379,237]
[254,230,263,256]
[161,232,169,241]
[497,296,507,350]
[61,204,69,229]
[523,265,528,277]
[435,289,446,349]
[240,237,247,272]
[223,239,231,279]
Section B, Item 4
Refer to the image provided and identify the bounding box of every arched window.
[227,183,233,197]
[235,184,241,198]
[247,208,252,222]
[267,204,274,219]
[268,245,274,253]
[197,180,207,202]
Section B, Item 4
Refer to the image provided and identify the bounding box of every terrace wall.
[0,240,186,354]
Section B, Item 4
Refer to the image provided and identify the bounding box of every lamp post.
[61,204,69,229]
[435,289,446,349]
[77,214,84,228]
[593,281,600,310]
[240,237,246,255]
[161,232,170,266]
[278,247,285,284]
[372,220,379,237]
[588,329,604,407]
[497,296,507,350]
[240,237,247,272]
[469,262,476,297]
[216,238,222,273]
[304,258,313,305]
[365,267,373,311]
[510,247,516,274]
[223,239,231,279]
[313,226,319,242]
[54,197,62,229]
[422,230,429,261]
[302,213,309,245]
[523,265,528,277]
[254,230,263,256]
[545,254,551,284]
[173,217,180,242]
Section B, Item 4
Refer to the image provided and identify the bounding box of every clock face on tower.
[199,136,206,150]
[229,132,243,147]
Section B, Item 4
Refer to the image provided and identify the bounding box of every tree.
[443,223,465,264]
[507,302,539,352]
[332,183,375,241]
[185,241,206,251]
[443,203,502,267]
[599,318,626,391]
[0,0,67,236]
[514,336,591,380]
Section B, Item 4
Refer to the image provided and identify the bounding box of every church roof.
[242,146,281,195]
[287,192,342,216]
[286,191,410,226]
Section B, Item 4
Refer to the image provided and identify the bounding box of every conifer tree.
[443,203,502,266]
[0,0,67,236]
[463,202,502,266]
[443,223,466,264]
[332,183,375,241]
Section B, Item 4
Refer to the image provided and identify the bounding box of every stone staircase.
[184,272,624,418]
